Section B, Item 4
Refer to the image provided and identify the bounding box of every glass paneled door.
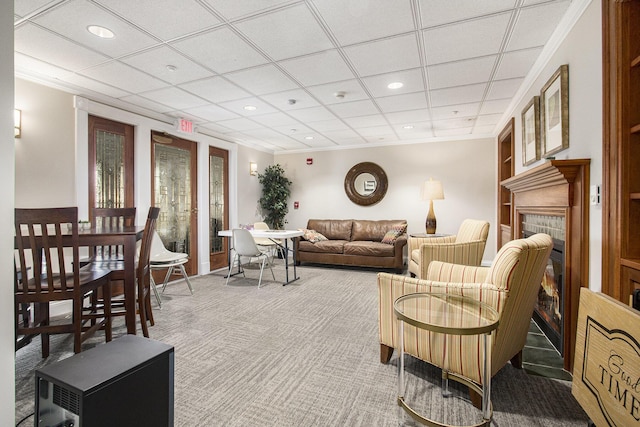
[209,146,229,270]
[151,131,198,276]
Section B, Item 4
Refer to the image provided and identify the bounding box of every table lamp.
[421,178,444,234]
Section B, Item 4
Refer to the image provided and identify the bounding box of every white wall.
[276,137,497,260]
[1,1,15,424]
[508,0,602,290]
[236,145,275,227]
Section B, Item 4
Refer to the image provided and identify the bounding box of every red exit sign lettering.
[177,118,194,134]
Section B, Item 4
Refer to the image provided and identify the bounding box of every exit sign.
[177,118,194,134]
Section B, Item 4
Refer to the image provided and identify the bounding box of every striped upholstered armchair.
[378,233,553,392]
[408,219,490,279]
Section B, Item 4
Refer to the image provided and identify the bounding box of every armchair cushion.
[379,233,553,385]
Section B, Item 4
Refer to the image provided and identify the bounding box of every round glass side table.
[394,293,499,427]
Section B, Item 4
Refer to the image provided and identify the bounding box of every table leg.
[281,238,300,286]
[124,235,136,335]
[482,332,492,420]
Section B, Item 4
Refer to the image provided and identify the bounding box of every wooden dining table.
[16,225,145,335]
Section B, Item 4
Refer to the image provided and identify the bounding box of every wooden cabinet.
[602,0,640,303]
[497,118,514,248]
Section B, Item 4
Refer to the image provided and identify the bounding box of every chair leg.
[161,266,173,292]
[138,281,150,338]
[257,257,266,288]
[178,264,194,294]
[150,275,162,308]
[380,344,394,363]
[104,281,112,342]
[510,350,523,369]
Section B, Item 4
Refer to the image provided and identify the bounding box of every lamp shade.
[421,179,444,201]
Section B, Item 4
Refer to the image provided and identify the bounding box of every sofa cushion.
[298,239,347,254]
[299,228,328,243]
[307,219,353,241]
[351,220,407,242]
[344,241,396,257]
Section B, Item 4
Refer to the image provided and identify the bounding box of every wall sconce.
[14,109,21,138]
[249,162,258,176]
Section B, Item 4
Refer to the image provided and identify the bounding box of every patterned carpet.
[15,262,589,426]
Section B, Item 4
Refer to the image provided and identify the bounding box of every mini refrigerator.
[35,335,174,427]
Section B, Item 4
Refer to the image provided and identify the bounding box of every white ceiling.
[14,0,576,153]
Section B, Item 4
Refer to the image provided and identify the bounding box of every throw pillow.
[381,224,407,245]
[299,228,328,243]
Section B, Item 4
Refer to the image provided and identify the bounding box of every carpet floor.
[15,262,589,426]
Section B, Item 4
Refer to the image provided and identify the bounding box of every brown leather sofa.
[293,219,407,272]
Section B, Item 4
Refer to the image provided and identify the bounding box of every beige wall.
[276,138,498,260]
[236,145,275,227]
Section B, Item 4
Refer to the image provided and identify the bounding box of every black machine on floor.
[35,335,174,427]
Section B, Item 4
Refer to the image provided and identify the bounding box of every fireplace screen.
[535,245,564,353]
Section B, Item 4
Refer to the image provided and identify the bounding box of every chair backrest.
[454,219,490,243]
[150,231,187,262]
[91,207,137,259]
[254,222,270,231]
[14,207,80,300]
[137,208,160,281]
[485,233,553,369]
[232,228,262,257]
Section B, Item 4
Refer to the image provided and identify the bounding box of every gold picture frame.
[540,64,569,157]
[521,96,540,166]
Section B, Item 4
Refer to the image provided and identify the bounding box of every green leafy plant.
[258,164,292,230]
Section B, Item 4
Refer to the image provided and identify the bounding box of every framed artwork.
[540,64,569,157]
[521,96,540,166]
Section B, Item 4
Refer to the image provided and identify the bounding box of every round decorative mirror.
[344,162,388,206]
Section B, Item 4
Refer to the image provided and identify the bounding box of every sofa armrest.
[426,261,490,283]
[417,240,487,278]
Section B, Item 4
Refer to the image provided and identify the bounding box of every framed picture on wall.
[521,96,540,166]
[540,64,569,157]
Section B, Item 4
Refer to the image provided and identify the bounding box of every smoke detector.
[334,91,346,99]
[288,99,296,105]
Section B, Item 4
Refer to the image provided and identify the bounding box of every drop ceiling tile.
[14,0,58,18]
[260,89,320,111]
[479,98,511,115]
[306,119,350,132]
[32,0,159,58]
[475,113,503,126]
[427,55,497,90]
[376,92,428,113]
[343,115,388,129]
[215,117,263,131]
[171,27,268,74]
[202,0,292,20]
[58,73,130,98]
[251,112,301,127]
[384,109,431,124]
[487,78,523,100]
[300,138,337,148]
[423,12,511,65]
[430,103,480,120]
[118,94,174,113]
[344,34,421,77]
[218,97,278,116]
[430,83,487,107]
[313,0,414,45]
[199,122,234,134]
[279,50,355,86]
[15,53,74,80]
[121,46,213,85]
[433,117,476,130]
[474,124,498,134]
[224,64,298,95]
[234,4,334,60]
[328,99,379,118]
[322,129,366,141]
[506,1,571,51]
[182,104,240,122]
[287,106,338,122]
[392,121,432,134]
[273,124,314,136]
[138,87,209,110]
[494,47,542,80]
[356,125,396,137]
[306,79,369,105]
[362,68,425,97]
[179,77,251,103]
[79,61,168,93]
[95,0,220,41]
[15,24,110,71]
[418,0,517,28]
[433,127,473,137]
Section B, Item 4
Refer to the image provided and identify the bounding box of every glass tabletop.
[394,292,499,335]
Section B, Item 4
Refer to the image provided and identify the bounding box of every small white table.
[218,229,304,285]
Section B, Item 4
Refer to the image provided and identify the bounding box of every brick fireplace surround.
[502,159,590,371]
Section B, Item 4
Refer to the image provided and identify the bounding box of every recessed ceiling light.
[243,105,257,111]
[403,125,414,129]
[87,25,114,39]
[387,82,403,89]
[304,136,314,140]
[166,65,177,72]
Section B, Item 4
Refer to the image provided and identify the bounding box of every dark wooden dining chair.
[88,207,160,337]
[87,207,137,264]
[14,207,112,357]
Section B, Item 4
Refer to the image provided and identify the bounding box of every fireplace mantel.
[501,159,590,371]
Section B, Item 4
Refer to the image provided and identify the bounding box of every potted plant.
[258,164,292,230]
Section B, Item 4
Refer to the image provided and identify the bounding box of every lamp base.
[425,200,437,234]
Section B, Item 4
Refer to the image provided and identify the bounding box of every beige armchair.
[379,233,553,391]
[408,219,490,278]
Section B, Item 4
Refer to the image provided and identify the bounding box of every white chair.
[253,221,284,260]
[150,231,194,304]
[226,228,275,288]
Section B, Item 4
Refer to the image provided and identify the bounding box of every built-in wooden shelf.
[622,258,640,271]
[631,124,640,134]
[503,156,512,164]
[631,54,640,68]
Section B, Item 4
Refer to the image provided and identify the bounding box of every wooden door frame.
[209,146,229,271]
